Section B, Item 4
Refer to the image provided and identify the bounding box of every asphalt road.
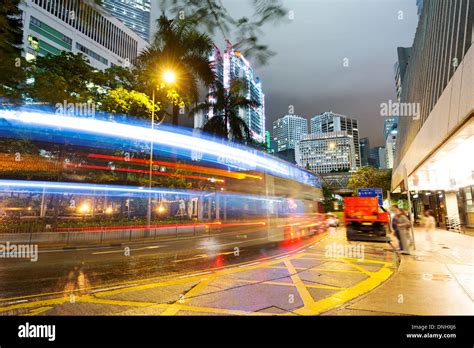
[0,222,326,301]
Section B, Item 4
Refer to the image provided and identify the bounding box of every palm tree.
[137,15,215,126]
[192,79,260,143]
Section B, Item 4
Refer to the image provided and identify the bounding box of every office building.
[394,47,412,103]
[392,0,473,228]
[102,0,151,42]
[360,137,370,166]
[384,117,399,142]
[200,42,265,142]
[369,146,386,169]
[272,115,308,152]
[21,0,148,70]
[296,131,357,174]
[385,131,397,169]
[310,111,361,167]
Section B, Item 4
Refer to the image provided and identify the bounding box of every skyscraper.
[200,42,266,142]
[102,0,151,42]
[360,137,370,167]
[272,115,308,152]
[224,42,265,142]
[392,0,473,227]
[385,132,397,169]
[296,131,357,174]
[21,0,148,70]
[368,146,387,169]
[383,117,398,141]
[310,111,361,167]
[394,47,412,102]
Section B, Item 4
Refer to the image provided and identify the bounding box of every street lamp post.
[146,89,156,232]
[146,70,177,232]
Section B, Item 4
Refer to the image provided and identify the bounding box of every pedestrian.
[422,209,436,251]
[390,205,411,255]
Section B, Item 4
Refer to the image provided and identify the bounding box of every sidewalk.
[325,227,474,315]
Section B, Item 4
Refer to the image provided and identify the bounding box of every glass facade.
[102,0,151,42]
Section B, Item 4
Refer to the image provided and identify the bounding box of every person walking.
[390,205,411,255]
[422,209,436,251]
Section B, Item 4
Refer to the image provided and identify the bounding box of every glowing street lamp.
[147,68,177,230]
[163,70,176,84]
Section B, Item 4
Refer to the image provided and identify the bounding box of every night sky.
[221,0,419,146]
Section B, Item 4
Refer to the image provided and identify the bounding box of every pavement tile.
[96,280,200,304]
[299,269,369,288]
[187,283,304,312]
[223,267,293,283]
[307,287,339,302]
[352,262,384,272]
[37,302,138,316]
[289,258,327,269]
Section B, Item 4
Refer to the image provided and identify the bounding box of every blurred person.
[422,210,436,251]
[390,205,411,255]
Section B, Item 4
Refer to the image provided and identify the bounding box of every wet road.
[0,222,326,300]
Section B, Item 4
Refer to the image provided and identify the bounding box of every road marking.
[284,260,315,308]
[91,284,139,293]
[179,271,211,279]
[0,233,328,307]
[239,261,261,268]
[7,299,28,305]
[0,234,395,317]
[172,254,208,263]
[161,277,212,316]
[274,255,288,260]
[293,267,393,315]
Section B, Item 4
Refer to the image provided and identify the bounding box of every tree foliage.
[192,78,259,143]
[99,87,159,119]
[0,0,26,102]
[26,52,98,104]
[347,167,392,196]
[160,0,287,65]
[137,15,215,125]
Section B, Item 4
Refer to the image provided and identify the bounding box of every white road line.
[5,299,28,305]
[239,261,261,268]
[91,284,138,293]
[179,271,212,279]
[274,255,287,260]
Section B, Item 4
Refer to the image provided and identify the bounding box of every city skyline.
[221,0,420,147]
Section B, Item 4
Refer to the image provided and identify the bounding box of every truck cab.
[344,197,389,241]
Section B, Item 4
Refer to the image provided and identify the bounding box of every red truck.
[344,197,389,241]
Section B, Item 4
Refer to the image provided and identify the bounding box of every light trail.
[0,110,288,175]
[85,153,263,181]
[0,109,320,188]
[0,179,284,202]
[64,163,226,183]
